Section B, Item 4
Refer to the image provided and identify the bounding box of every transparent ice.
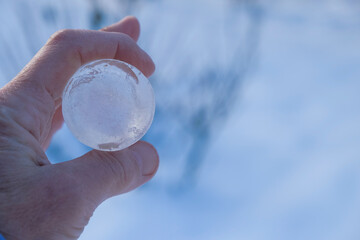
[62,59,155,151]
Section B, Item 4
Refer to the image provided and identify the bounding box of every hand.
[0,16,159,240]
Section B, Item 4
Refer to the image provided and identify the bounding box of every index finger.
[16,29,154,101]
[2,17,155,143]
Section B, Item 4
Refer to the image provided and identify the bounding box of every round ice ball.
[62,59,155,151]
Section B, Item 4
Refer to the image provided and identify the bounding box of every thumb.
[55,141,159,203]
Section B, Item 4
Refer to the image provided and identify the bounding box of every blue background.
[0,0,360,239]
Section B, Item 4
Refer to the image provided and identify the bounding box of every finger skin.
[54,141,159,202]
[0,17,159,240]
[101,16,140,41]
[0,141,159,239]
[42,105,63,150]
[24,29,154,100]
[41,16,141,148]
[2,17,154,144]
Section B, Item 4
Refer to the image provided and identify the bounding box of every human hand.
[0,16,159,240]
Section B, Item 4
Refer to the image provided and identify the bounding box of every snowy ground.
[1,0,360,239]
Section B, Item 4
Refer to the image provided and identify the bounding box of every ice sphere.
[62,59,155,151]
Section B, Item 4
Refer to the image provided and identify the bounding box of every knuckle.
[101,151,141,192]
[115,32,135,47]
[49,29,79,45]
[119,32,133,42]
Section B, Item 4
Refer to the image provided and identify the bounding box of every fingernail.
[131,141,159,176]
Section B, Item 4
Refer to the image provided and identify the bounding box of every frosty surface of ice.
[62,59,155,151]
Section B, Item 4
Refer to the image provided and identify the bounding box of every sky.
[82,1,360,239]
[0,0,360,239]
